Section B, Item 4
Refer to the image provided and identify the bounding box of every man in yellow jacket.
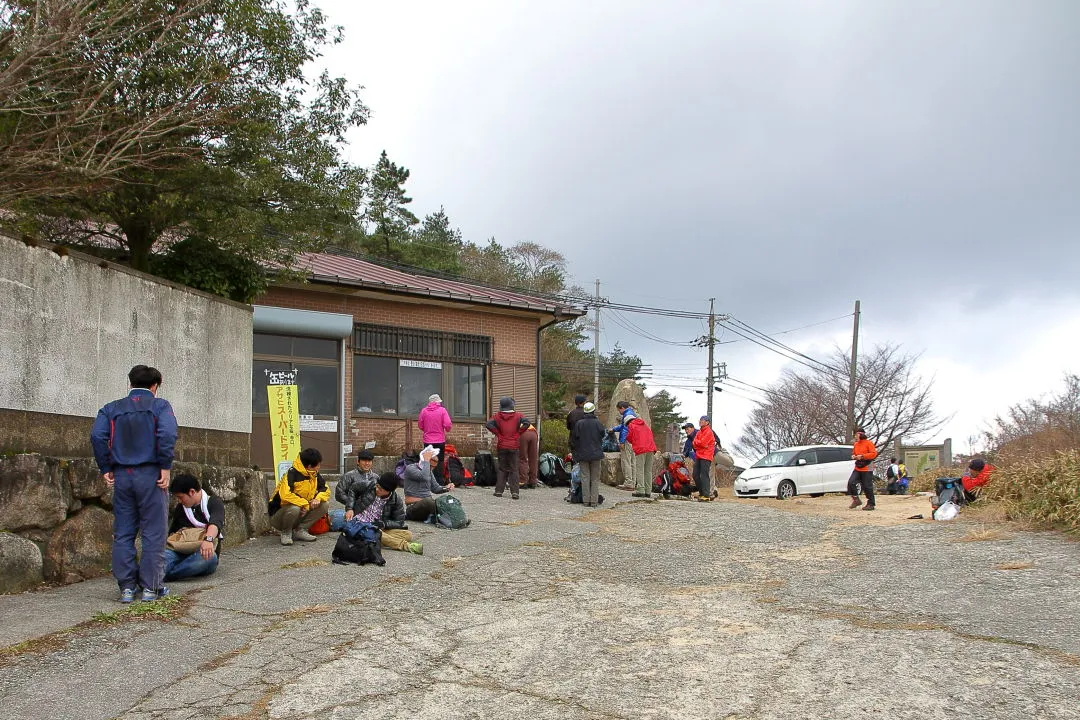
[269,448,330,545]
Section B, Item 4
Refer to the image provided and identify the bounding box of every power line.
[727,317,844,375]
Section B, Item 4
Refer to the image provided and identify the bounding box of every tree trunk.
[120,221,155,272]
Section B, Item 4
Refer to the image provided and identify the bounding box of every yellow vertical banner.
[267,372,301,482]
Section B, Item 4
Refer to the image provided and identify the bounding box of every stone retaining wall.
[0,454,270,594]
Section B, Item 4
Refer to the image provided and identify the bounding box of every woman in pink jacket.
[417,394,453,481]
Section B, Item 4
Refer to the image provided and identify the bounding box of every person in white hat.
[571,402,606,507]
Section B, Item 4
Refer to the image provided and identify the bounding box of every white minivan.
[733,445,857,500]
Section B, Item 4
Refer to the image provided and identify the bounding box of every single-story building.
[251,250,588,472]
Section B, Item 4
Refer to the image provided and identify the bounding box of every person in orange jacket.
[692,415,717,502]
[847,427,878,510]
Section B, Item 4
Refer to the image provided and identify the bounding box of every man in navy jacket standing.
[91,365,178,603]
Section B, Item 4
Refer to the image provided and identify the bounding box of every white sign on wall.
[299,417,338,432]
[400,359,442,370]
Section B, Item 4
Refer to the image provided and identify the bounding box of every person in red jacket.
[692,415,717,502]
[485,397,524,499]
[962,458,996,503]
[848,427,878,510]
[624,413,658,498]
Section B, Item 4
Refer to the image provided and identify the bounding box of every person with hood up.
[485,397,524,499]
[417,394,453,481]
[847,427,878,510]
[571,402,606,507]
[692,416,717,501]
[518,417,540,489]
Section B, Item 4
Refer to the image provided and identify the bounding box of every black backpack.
[565,485,605,505]
[473,451,497,487]
[446,454,467,485]
[332,521,385,566]
[601,430,620,453]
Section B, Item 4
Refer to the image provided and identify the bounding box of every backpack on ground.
[395,451,421,480]
[332,520,385,566]
[434,494,470,529]
[653,461,694,497]
[444,445,470,486]
[601,430,620,454]
[538,452,570,487]
[566,483,605,505]
[473,451,497,487]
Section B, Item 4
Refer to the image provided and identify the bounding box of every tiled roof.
[295,251,587,317]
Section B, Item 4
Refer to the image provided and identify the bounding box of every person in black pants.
[401,447,455,521]
[847,428,878,510]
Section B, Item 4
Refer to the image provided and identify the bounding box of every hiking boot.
[280,531,294,546]
[848,497,862,509]
[407,542,424,555]
[697,495,712,502]
[140,586,169,602]
[511,494,520,500]
[119,587,137,604]
[293,529,318,542]
[862,504,876,511]
[493,492,503,497]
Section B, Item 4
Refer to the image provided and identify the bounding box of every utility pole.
[593,279,601,403]
[846,299,861,440]
[706,298,716,420]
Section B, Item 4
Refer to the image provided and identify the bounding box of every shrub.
[540,419,568,456]
[981,450,1080,534]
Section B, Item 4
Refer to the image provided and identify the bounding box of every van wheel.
[776,480,796,500]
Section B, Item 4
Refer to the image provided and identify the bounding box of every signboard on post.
[267,369,300,483]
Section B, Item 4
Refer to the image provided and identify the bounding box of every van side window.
[819,447,850,464]
[798,450,818,465]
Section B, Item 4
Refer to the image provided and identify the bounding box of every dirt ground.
[717,490,977,527]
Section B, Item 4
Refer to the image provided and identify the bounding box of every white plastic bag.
[933,501,960,521]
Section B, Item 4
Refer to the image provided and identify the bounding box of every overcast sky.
[317,0,1080,462]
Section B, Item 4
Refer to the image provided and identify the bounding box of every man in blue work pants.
[91,365,178,603]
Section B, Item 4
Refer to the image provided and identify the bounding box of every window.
[353,324,491,363]
[354,356,398,414]
[453,365,485,417]
[353,356,487,419]
[818,447,852,464]
[252,334,339,418]
[798,450,818,465]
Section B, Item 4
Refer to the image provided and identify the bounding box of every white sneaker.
[293,529,317,542]
[279,531,294,546]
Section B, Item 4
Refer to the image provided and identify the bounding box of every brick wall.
[254,285,539,457]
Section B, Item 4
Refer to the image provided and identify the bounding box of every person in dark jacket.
[336,449,379,520]
[566,394,588,435]
[402,447,454,521]
[344,472,423,554]
[486,397,524,499]
[164,474,223,581]
[571,402,606,507]
[681,422,697,459]
[90,364,177,603]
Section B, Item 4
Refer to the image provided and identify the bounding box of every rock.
[0,532,44,594]
[230,468,270,538]
[223,503,248,548]
[0,454,73,531]
[600,454,624,486]
[66,457,109,500]
[43,506,113,582]
[606,379,652,429]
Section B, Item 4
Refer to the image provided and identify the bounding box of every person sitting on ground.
[164,474,223,581]
[345,471,424,555]
[961,458,996,504]
[270,447,329,546]
[337,449,379,520]
[402,445,455,521]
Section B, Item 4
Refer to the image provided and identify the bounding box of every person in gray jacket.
[336,449,378,521]
[571,402,606,507]
[402,446,455,521]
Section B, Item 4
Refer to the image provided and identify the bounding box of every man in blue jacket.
[91,365,178,603]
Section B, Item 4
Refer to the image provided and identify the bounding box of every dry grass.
[280,558,328,569]
[954,525,1011,543]
[994,561,1034,571]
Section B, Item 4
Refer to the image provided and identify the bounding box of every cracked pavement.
[1,488,1078,719]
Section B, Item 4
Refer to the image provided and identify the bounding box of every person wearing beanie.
[570,401,606,506]
[417,394,453,482]
[518,417,540,489]
[692,416,717,501]
[961,457,996,503]
[566,394,588,436]
[338,469,422,555]
[847,427,878,510]
[485,397,524,498]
